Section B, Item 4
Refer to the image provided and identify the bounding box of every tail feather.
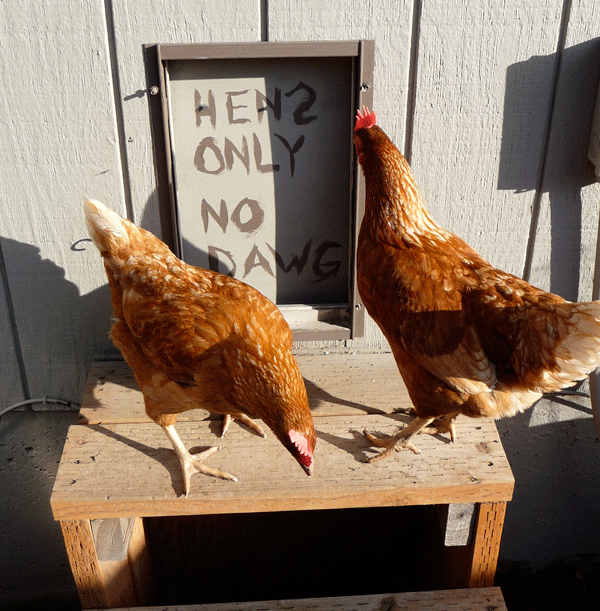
[84,199,129,254]
[543,302,600,390]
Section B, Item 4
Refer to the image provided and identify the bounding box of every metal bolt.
[149,86,159,96]
[360,82,371,91]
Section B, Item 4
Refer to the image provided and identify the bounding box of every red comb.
[355,105,377,131]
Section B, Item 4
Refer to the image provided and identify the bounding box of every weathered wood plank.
[437,502,476,547]
[59,520,108,609]
[0,2,127,403]
[89,586,507,611]
[78,351,413,424]
[411,1,565,278]
[468,501,508,588]
[51,413,513,520]
[527,3,600,301]
[126,517,154,606]
[91,518,136,562]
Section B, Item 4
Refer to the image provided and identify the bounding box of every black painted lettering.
[285,81,318,125]
[231,198,264,234]
[256,88,282,121]
[253,133,280,173]
[274,133,305,177]
[267,239,312,275]
[208,246,236,276]
[312,241,342,281]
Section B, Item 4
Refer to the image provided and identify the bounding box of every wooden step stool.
[51,350,514,609]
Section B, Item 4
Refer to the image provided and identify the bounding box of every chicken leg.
[163,424,237,496]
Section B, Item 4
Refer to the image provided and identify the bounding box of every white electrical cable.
[0,397,79,418]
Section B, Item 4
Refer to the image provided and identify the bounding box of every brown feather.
[84,199,316,477]
[354,118,600,426]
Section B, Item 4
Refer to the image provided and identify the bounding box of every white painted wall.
[1,0,600,605]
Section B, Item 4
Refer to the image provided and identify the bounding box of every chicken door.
[146,42,374,340]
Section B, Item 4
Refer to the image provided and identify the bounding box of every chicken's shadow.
[315,411,451,464]
[88,423,215,496]
[303,377,388,415]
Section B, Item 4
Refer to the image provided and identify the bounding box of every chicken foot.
[221,413,267,438]
[424,413,458,442]
[393,409,458,442]
[362,416,435,463]
[163,424,237,497]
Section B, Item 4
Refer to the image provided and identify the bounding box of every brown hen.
[84,199,316,494]
[353,107,600,462]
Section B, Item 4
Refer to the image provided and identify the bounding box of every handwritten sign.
[167,57,352,305]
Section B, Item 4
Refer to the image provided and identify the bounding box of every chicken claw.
[362,416,435,464]
[221,413,267,438]
[163,424,237,496]
[363,430,421,458]
[426,414,458,442]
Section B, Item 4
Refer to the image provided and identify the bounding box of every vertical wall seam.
[103,0,135,222]
[0,242,30,400]
[522,0,572,281]
[404,0,422,163]
[261,0,269,42]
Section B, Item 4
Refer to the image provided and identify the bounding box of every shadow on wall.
[498,38,600,300]
[0,236,117,402]
[496,397,600,566]
[0,235,116,608]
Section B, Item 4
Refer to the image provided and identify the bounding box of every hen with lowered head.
[84,199,316,494]
[353,107,600,462]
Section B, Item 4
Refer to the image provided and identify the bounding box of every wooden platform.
[92,587,508,611]
[51,350,514,609]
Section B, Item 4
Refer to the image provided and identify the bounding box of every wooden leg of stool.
[60,517,154,609]
[467,501,507,587]
[60,519,108,609]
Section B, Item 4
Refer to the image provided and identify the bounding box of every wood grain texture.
[78,351,413,424]
[51,412,513,520]
[59,520,108,609]
[88,587,507,611]
[126,517,154,606]
[437,502,476,547]
[468,501,508,588]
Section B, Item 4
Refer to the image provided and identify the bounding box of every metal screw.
[360,82,371,91]
[149,86,159,96]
